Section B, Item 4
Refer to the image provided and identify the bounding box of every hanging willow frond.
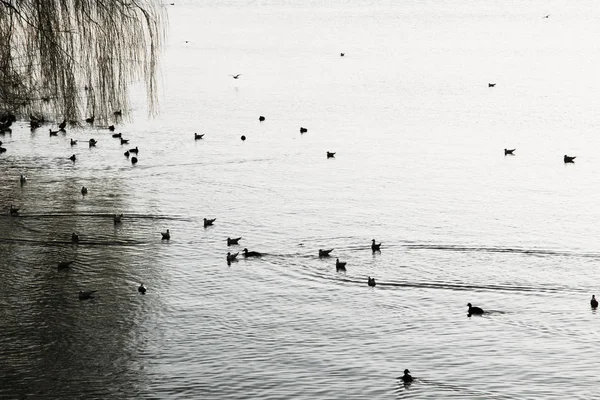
[0,0,166,122]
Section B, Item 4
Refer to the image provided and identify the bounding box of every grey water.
[2,1,600,398]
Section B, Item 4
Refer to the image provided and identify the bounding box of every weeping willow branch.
[0,0,166,122]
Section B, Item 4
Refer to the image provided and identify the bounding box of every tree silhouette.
[0,0,165,122]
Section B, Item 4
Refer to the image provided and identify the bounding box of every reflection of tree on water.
[0,0,165,122]
[0,161,156,398]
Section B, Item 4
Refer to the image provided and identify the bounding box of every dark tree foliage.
[0,0,165,122]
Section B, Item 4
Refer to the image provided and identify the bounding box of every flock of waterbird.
[2,106,342,304]
[1,35,592,384]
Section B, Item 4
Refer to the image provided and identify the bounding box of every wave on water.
[406,244,600,259]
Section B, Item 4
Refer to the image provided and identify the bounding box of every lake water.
[2,1,600,398]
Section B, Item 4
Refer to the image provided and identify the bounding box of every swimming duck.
[194,133,204,140]
[71,232,79,243]
[112,132,122,138]
[124,151,130,158]
[131,156,138,165]
[9,204,19,216]
[204,218,216,227]
[69,154,76,162]
[70,139,77,146]
[0,147,6,153]
[227,252,239,262]
[243,248,262,258]
[161,229,170,240]
[340,53,345,57]
[227,237,242,246]
[327,151,335,158]
[108,125,115,131]
[58,119,67,130]
[57,260,74,269]
[81,186,88,195]
[504,148,515,155]
[467,303,484,316]
[259,116,265,121]
[113,213,123,224]
[88,138,97,147]
[85,115,95,124]
[120,138,129,145]
[368,277,376,287]
[49,129,59,136]
[336,258,346,271]
[371,239,382,252]
[114,110,122,117]
[138,283,146,294]
[319,249,333,257]
[591,295,598,309]
[300,127,307,133]
[19,175,26,184]
[78,290,96,300]
[488,83,496,87]
[129,146,139,154]
[564,155,576,163]
[398,369,413,383]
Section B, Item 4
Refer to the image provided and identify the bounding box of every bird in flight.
[543,14,550,18]
[229,74,241,79]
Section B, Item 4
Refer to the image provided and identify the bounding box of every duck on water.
[467,303,484,317]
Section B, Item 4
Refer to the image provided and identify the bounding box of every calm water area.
[2,1,600,398]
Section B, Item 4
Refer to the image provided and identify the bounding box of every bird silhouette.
[592,295,598,309]
[467,303,484,316]
[564,155,576,163]
[327,151,336,158]
[229,74,241,79]
[243,248,262,258]
[504,148,515,155]
[368,277,376,287]
[398,369,413,383]
[138,284,146,294]
[57,260,74,270]
[319,249,334,257]
[204,218,216,227]
[78,290,96,300]
[161,229,170,240]
[371,239,382,252]
[227,237,242,246]
[336,258,346,271]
